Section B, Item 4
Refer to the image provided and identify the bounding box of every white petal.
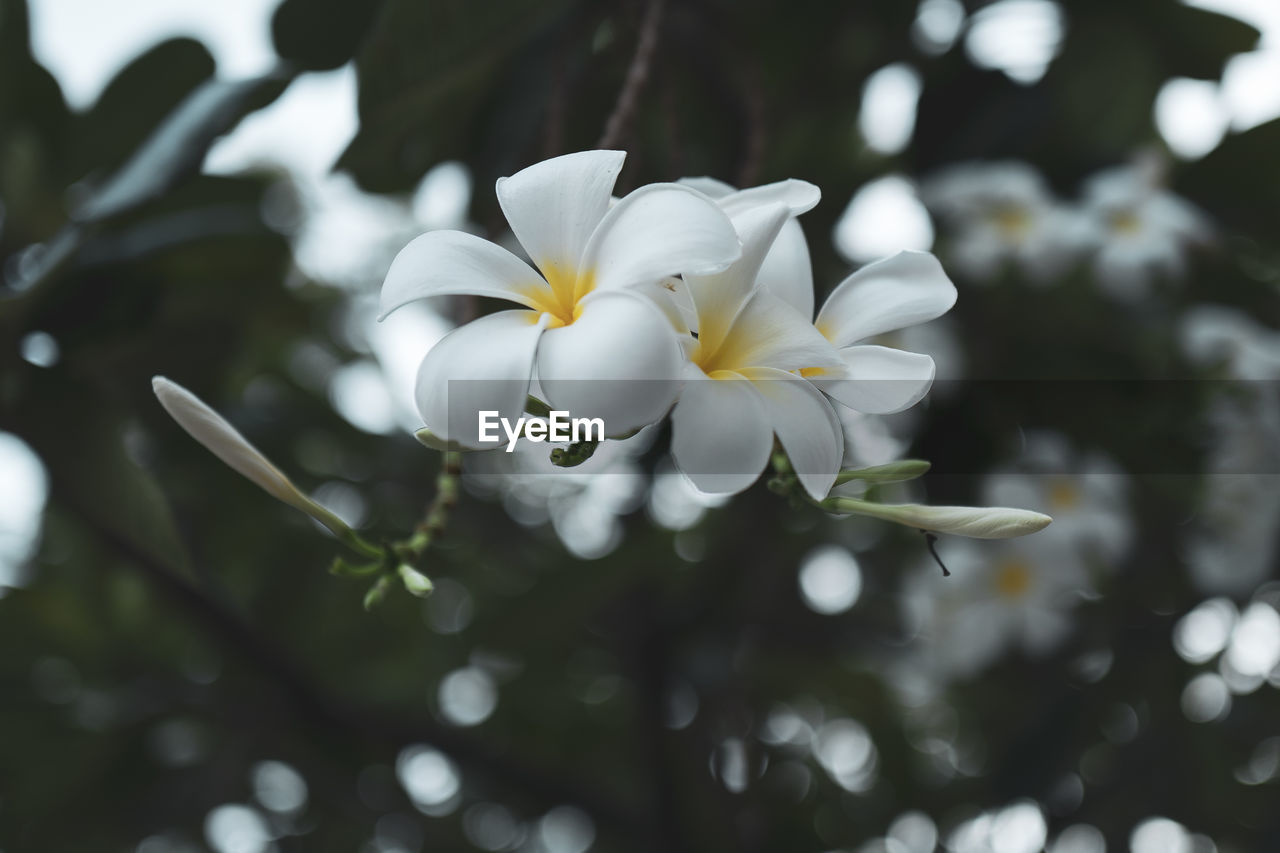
[815,345,936,414]
[581,183,741,291]
[677,176,736,198]
[700,289,843,374]
[535,291,684,436]
[380,230,546,319]
[152,376,308,512]
[495,150,625,275]
[740,367,843,500]
[684,203,791,356]
[670,373,773,496]
[414,310,547,449]
[717,179,821,218]
[814,251,957,346]
[756,218,815,320]
[678,178,819,318]
[631,276,694,336]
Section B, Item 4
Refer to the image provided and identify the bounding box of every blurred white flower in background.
[1180,306,1280,596]
[921,161,1092,283]
[1079,158,1214,297]
[646,460,730,532]
[964,0,1065,85]
[464,430,651,560]
[0,434,49,591]
[834,175,935,265]
[897,434,1127,681]
[1181,304,1280,380]
[899,535,1086,681]
[983,432,1133,568]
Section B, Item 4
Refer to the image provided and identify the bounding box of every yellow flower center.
[521,264,595,328]
[1108,209,1142,236]
[1047,478,1080,511]
[993,559,1032,600]
[991,205,1032,241]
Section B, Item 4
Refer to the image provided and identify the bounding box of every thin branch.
[406,451,462,563]
[61,491,650,844]
[735,64,766,188]
[596,0,667,150]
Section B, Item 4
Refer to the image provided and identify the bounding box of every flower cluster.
[381,150,1039,533]
[147,150,1053,603]
[922,156,1213,296]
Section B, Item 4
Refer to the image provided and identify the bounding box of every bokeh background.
[2,0,1279,851]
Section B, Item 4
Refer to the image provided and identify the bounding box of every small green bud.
[397,563,435,597]
[363,575,393,611]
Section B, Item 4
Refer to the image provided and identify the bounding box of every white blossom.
[1080,160,1213,297]
[380,150,742,447]
[921,160,1092,282]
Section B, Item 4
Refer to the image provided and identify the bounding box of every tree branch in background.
[62,491,652,846]
[597,0,667,150]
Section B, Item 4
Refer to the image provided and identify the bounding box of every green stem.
[305,500,383,559]
[833,459,931,486]
[406,451,462,564]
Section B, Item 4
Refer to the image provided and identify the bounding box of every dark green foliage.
[1,0,1279,851]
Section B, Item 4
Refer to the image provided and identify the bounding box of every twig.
[407,451,462,560]
[735,65,766,188]
[630,584,691,853]
[597,0,667,150]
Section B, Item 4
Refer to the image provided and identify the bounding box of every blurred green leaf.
[73,38,216,179]
[272,0,388,71]
[1183,117,1280,232]
[1153,4,1261,80]
[340,0,577,192]
[2,369,192,579]
[74,69,292,224]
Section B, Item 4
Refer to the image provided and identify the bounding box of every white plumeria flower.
[1080,161,1212,297]
[151,376,364,546]
[669,203,847,500]
[806,251,958,415]
[921,160,1093,283]
[1181,304,1280,381]
[900,536,1086,680]
[721,182,959,416]
[1180,307,1280,596]
[379,150,741,448]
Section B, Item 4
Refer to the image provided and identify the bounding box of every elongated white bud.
[153,377,307,509]
[823,497,1052,539]
[151,376,375,554]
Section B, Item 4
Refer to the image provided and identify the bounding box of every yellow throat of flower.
[991,205,1032,242]
[1047,478,1081,511]
[993,559,1033,600]
[524,264,594,328]
[1108,209,1142,237]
